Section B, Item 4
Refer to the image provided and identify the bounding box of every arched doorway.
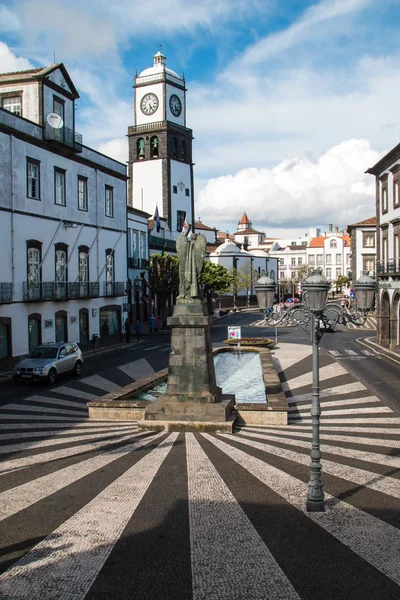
[380,291,390,346]
[79,308,89,349]
[28,313,42,353]
[55,310,68,343]
[391,292,400,348]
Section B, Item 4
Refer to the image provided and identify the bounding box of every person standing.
[124,318,131,343]
[134,320,142,342]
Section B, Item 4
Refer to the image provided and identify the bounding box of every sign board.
[227,326,241,340]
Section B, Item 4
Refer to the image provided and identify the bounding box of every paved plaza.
[0,343,399,599]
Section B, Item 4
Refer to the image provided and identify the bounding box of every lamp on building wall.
[255,268,376,512]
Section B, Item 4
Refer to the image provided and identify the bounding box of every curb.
[356,335,400,366]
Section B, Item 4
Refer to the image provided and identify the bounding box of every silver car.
[13,342,83,385]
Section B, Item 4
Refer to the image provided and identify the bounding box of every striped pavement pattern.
[0,344,398,599]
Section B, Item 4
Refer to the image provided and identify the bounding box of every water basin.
[214,351,266,404]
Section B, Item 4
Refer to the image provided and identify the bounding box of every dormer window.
[2,95,22,116]
[330,239,337,248]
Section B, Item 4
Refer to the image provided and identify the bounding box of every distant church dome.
[213,239,239,255]
[139,51,181,79]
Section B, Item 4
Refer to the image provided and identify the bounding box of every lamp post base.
[306,498,325,512]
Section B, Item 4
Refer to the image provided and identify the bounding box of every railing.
[128,257,148,269]
[377,258,400,276]
[148,235,176,252]
[23,281,100,301]
[129,121,191,135]
[103,282,125,297]
[44,123,83,152]
[0,283,13,303]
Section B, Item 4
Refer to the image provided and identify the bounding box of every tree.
[201,262,234,314]
[229,260,258,306]
[335,274,351,291]
[141,253,179,329]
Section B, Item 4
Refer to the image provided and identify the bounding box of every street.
[0,311,399,600]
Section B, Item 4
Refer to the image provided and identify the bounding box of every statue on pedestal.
[176,225,206,300]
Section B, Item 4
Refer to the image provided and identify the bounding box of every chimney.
[328,224,333,233]
[335,226,339,233]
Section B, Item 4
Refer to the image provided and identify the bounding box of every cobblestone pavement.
[0,343,399,599]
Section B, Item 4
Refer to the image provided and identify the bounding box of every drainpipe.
[96,169,99,281]
[10,135,15,296]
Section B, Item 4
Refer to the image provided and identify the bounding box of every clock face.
[140,93,159,115]
[169,94,182,117]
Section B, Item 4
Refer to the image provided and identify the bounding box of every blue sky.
[1,0,400,236]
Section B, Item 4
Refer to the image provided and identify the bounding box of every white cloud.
[197,139,381,230]
[0,4,21,31]
[97,138,128,165]
[0,41,33,72]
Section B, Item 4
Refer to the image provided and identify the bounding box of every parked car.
[319,319,336,332]
[13,342,83,385]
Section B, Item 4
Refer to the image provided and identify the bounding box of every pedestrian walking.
[134,320,142,342]
[124,318,131,343]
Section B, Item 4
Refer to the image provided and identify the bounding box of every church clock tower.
[127,52,195,233]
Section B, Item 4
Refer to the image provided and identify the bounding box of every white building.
[306,233,351,284]
[0,63,127,365]
[367,145,400,350]
[128,52,194,235]
[127,207,151,324]
[209,238,278,304]
[346,217,376,280]
[233,213,265,248]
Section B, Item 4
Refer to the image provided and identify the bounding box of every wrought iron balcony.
[0,283,13,303]
[376,258,400,276]
[23,281,100,302]
[148,235,176,252]
[44,122,83,152]
[103,282,125,297]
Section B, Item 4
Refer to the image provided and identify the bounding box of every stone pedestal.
[139,301,236,431]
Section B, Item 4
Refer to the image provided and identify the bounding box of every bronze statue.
[176,225,206,299]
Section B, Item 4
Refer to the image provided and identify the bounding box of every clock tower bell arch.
[128,52,194,233]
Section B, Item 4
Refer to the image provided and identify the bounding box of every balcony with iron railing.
[128,257,149,269]
[376,258,400,276]
[23,281,100,302]
[44,122,83,152]
[148,235,176,252]
[103,282,125,297]
[0,283,13,303]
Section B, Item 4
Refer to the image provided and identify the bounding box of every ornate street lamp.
[254,273,276,315]
[255,268,376,512]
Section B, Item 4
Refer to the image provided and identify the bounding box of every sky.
[1,0,400,238]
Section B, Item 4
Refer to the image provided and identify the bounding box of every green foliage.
[201,262,234,296]
[142,253,179,299]
[234,262,258,293]
[335,274,351,290]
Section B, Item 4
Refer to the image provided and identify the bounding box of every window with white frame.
[308,254,315,265]
[381,176,388,213]
[336,253,342,265]
[78,176,88,211]
[280,271,285,279]
[54,168,66,206]
[330,239,337,248]
[326,268,331,278]
[78,247,89,283]
[140,231,146,259]
[2,95,22,116]
[363,255,375,274]
[105,186,114,217]
[279,258,284,266]
[298,257,302,265]
[362,232,375,248]
[291,257,296,265]
[27,244,41,284]
[326,254,331,264]
[106,249,114,283]
[394,172,400,209]
[316,255,323,265]
[27,158,40,199]
[55,245,68,283]
[336,268,341,277]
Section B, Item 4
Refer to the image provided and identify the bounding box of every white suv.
[13,342,83,385]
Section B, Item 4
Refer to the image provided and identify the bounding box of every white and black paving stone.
[0,343,398,599]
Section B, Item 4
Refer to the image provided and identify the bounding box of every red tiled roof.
[194,220,216,231]
[233,228,263,235]
[309,235,350,248]
[347,216,376,227]
[239,212,250,225]
[0,67,44,77]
